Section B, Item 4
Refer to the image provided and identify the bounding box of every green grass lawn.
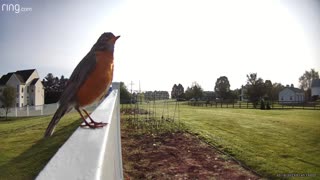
[1,103,319,179]
[178,105,320,179]
[0,113,80,180]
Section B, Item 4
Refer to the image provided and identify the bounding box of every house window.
[281,97,283,101]
[21,96,23,98]
[22,103,23,107]
[16,95,19,98]
[16,103,19,107]
[290,96,293,100]
[27,86,29,93]
[21,87,24,93]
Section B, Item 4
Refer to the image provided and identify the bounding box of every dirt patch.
[121,126,260,179]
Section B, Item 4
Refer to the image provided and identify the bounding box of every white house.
[0,69,44,107]
[311,79,320,97]
[279,84,305,103]
[239,85,248,101]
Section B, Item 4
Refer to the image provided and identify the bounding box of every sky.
[0,0,319,92]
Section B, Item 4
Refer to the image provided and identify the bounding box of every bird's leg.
[76,108,95,128]
[82,109,108,126]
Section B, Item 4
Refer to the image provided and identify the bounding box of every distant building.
[0,69,44,107]
[144,91,169,101]
[311,79,320,97]
[279,84,304,103]
[202,91,214,101]
[239,85,248,101]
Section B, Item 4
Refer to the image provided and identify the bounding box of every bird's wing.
[59,51,97,105]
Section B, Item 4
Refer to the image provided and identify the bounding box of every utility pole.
[129,81,134,104]
[129,81,134,95]
[139,80,142,104]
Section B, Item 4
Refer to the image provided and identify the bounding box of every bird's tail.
[44,103,71,138]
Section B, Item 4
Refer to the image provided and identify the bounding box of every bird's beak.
[115,36,120,41]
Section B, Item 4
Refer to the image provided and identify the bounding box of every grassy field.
[1,102,319,179]
[177,105,320,179]
[124,101,320,178]
[0,113,80,180]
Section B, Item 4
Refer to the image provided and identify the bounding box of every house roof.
[0,69,36,85]
[15,69,35,82]
[287,87,304,93]
[15,74,25,83]
[30,78,39,85]
[0,73,13,85]
[311,79,320,88]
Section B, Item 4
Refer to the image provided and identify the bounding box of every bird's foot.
[80,122,108,129]
[89,120,107,125]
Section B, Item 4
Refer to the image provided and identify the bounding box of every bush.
[266,102,271,110]
[311,95,319,101]
[260,99,265,110]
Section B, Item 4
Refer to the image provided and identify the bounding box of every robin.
[44,32,120,137]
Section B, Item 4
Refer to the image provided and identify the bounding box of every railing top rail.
[36,83,122,180]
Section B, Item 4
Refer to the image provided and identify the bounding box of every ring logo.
[1,3,32,14]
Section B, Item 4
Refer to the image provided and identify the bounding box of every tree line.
[170,69,319,104]
[37,68,320,105]
[2,69,318,116]
[42,73,69,104]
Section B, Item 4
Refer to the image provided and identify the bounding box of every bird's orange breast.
[76,51,114,107]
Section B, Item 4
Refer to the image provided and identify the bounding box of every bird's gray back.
[59,51,97,106]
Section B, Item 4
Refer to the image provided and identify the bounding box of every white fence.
[0,100,98,117]
[36,82,123,180]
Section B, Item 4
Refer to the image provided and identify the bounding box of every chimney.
[291,84,294,88]
[286,85,289,87]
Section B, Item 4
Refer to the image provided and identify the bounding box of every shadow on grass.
[0,120,79,180]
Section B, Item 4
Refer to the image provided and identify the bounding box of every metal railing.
[36,82,123,180]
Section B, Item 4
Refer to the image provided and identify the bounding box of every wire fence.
[187,100,320,110]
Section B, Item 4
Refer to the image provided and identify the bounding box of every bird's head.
[93,32,120,52]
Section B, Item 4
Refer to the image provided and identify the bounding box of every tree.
[230,89,240,101]
[59,75,68,92]
[171,84,178,99]
[214,76,230,99]
[246,73,266,108]
[271,82,284,101]
[171,83,184,99]
[264,80,273,100]
[42,73,57,92]
[185,82,203,100]
[120,82,131,104]
[185,87,192,100]
[0,86,16,120]
[42,73,69,103]
[299,69,319,90]
[299,69,319,101]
